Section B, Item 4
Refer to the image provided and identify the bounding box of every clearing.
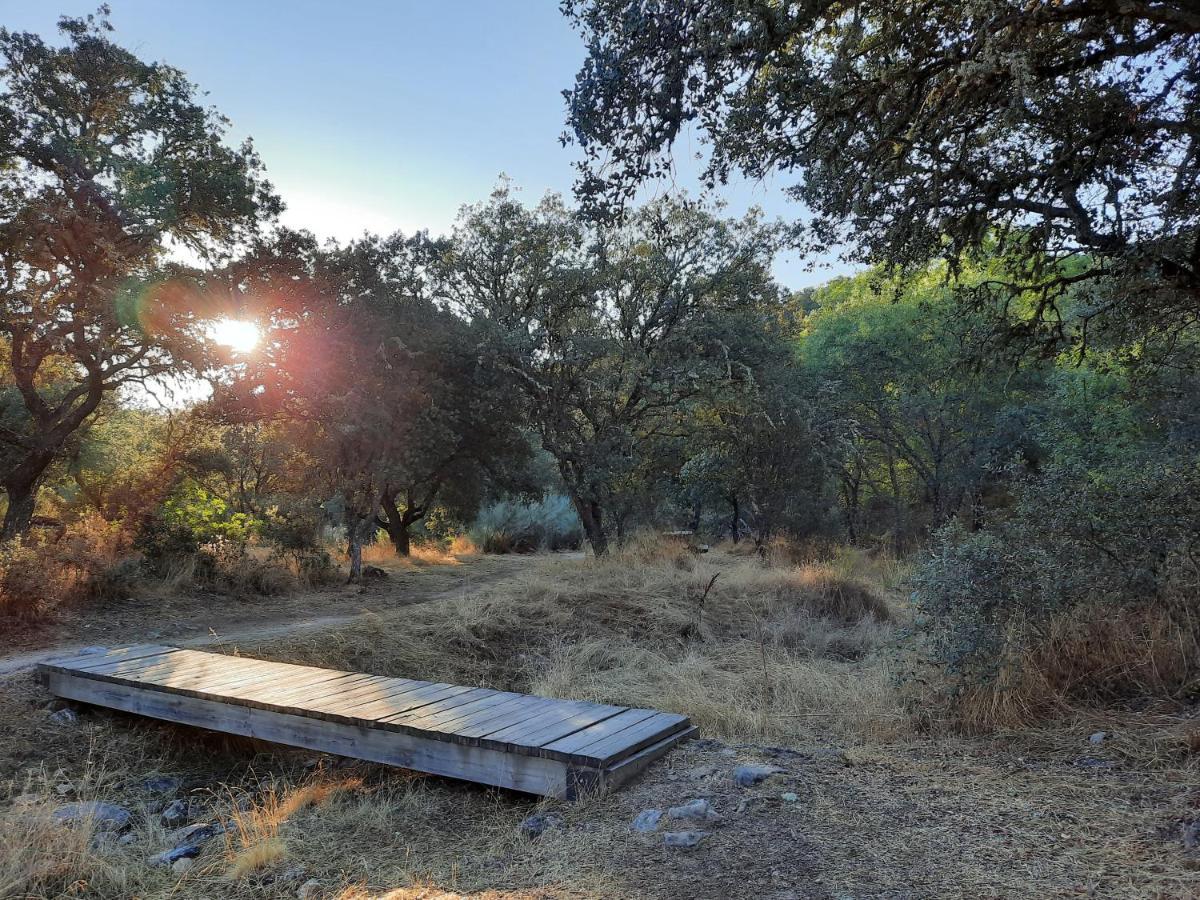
[1,546,1197,899]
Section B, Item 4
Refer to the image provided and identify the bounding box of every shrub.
[469,495,583,553]
[911,452,1200,724]
[0,514,134,620]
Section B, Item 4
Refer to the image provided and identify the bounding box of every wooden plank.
[300,676,425,713]
[594,725,699,794]
[85,651,276,687]
[45,644,177,671]
[381,687,504,727]
[222,670,359,706]
[419,693,548,736]
[385,688,522,729]
[44,669,571,798]
[39,646,698,777]
[71,649,186,676]
[146,659,330,697]
[246,672,384,707]
[147,659,301,694]
[448,695,570,741]
[305,677,446,716]
[563,711,691,766]
[339,683,478,721]
[483,702,630,750]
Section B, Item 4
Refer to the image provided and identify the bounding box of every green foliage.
[912,365,1200,694]
[138,483,260,563]
[564,1,1198,362]
[0,9,278,538]
[439,185,790,555]
[470,495,584,554]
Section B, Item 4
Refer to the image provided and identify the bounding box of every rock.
[732,764,785,787]
[152,843,202,866]
[171,857,195,876]
[667,799,720,823]
[171,821,224,844]
[160,798,190,827]
[519,812,563,838]
[297,879,323,900]
[719,748,738,758]
[780,792,799,803]
[663,830,709,849]
[631,809,663,832]
[43,698,72,712]
[141,775,182,794]
[1182,820,1200,851]
[279,864,307,882]
[52,801,131,832]
[1088,731,1107,744]
[362,565,388,580]
[118,833,138,846]
[49,708,79,725]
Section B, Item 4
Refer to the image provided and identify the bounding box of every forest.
[1,4,1198,899]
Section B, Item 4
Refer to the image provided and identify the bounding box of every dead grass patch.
[247,542,906,744]
[954,603,1200,734]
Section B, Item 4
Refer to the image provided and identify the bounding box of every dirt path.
[0,552,544,677]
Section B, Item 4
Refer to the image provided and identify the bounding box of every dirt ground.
[1,551,1197,899]
[0,553,539,675]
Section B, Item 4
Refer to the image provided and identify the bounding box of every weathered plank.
[38,645,695,798]
[43,669,572,797]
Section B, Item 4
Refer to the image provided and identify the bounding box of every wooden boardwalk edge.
[37,648,696,799]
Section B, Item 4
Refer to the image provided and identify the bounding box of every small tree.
[0,9,277,538]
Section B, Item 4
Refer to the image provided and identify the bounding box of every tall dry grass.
[954,602,1200,733]
[251,535,908,744]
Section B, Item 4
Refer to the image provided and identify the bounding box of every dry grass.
[2,537,1197,898]
[249,539,905,745]
[955,603,1200,733]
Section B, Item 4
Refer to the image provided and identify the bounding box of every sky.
[2,1,856,290]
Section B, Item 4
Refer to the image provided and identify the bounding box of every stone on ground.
[732,764,785,787]
[631,808,663,832]
[668,798,721,822]
[663,830,709,849]
[52,801,130,831]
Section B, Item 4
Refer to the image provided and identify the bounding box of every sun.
[209,317,260,354]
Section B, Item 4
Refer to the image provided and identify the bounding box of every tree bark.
[377,489,422,557]
[573,496,609,557]
[1,450,54,542]
[344,492,380,583]
[729,496,740,544]
[1,478,39,542]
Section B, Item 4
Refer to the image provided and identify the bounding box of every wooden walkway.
[37,645,696,798]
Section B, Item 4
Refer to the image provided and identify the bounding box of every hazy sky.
[3,1,856,290]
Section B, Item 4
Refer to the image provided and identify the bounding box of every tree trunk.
[1,479,38,543]
[378,490,421,557]
[688,500,702,533]
[1,451,54,542]
[573,496,609,557]
[347,537,363,583]
[344,492,380,583]
[729,497,740,544]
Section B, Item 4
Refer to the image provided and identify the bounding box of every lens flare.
[209,317,260,353]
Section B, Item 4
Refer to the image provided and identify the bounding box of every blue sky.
[3,1,855,290]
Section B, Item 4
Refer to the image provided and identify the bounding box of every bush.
[0,514,134,620]
[470,495,583,553]
[911,452,1200,724]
